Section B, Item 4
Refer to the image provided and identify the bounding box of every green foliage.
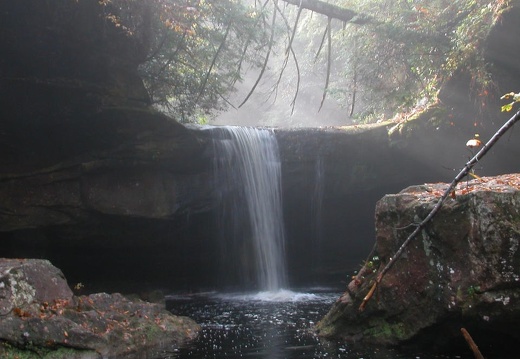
[102,0,511,124]
[0,343,98,359]
[362,318,408,341]
[105,0,271,123]
[467,284,481,297]
[501,92,520,112]
[300,0,509,122]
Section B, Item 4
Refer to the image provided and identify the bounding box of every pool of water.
[162,288,476,359]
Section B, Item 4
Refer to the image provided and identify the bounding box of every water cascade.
[210,126,287,291]
[311,156,325,274]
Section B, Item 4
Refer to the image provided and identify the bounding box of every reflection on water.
[163,289,470,359]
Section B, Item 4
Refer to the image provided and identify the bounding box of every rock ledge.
[0,259,199,358]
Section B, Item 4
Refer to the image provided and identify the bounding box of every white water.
[215,289,324,302]
[211,126,287,291]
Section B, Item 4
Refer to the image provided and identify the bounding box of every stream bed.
[163,288,474,359]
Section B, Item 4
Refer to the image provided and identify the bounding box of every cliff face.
[316,174,520,355]
[0,0,216,290]
[2,0,520,297]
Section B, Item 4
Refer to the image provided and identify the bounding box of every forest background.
[104,0,510,127]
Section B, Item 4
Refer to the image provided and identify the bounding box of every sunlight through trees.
[103,0,510,124]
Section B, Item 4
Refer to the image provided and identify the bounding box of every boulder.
[316,173,520,355]
[0,259,200,358]
[0,259,73,315]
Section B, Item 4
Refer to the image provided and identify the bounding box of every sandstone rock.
[0,259,200,358]
[316,174,520,354]
[0,259,73,315]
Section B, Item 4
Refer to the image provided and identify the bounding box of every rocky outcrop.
[0,258,199,358]
[0,1,216,291]
[316,173,520,355]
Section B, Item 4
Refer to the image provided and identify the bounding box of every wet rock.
[317,174,520,354]
[0,259,200,358]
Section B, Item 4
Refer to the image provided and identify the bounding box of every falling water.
[312,156,325,243]
[311,156,325,274]
[210,126,287,291]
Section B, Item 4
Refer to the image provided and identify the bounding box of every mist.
[212,67,351,127]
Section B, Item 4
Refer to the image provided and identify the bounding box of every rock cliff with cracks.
[316,173,520,355]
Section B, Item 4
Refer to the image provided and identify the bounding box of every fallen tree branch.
[461,328,486,359]
[281,0,372,24]
[359,108,520,311]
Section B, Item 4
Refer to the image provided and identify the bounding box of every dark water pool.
[161,288,478,359]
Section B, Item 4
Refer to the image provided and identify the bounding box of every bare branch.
[286,1,304,55]
[289,46,300,114]
[238,1,278,108]
[267,0,301,113]
[318,17,331,112]
[314,25,328,63]
[461,328,486,359]
[196,22,232,105]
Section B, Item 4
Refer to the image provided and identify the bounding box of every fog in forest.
[210,1,366,128]
[213,67,351,127]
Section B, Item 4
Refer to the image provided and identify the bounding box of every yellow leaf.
[469,172,482,180]
[501,103,513,112]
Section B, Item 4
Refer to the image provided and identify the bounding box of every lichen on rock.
[316,173,520,354]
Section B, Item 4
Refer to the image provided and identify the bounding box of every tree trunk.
[281,0,372,24]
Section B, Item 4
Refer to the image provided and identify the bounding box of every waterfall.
[311,156,325,273]
[210,126,287,291]
[313,156,325,242]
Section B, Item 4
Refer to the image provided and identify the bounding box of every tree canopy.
[106,0,511,124]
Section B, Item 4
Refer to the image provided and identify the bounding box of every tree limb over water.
[281,0,372,24]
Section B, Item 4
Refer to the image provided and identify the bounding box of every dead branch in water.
[461,328,485,359]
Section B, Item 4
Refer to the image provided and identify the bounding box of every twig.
[286,0,303,56]
[289,46,301,115]
[195,22,232,105]
[461,328,485,359]
[314,26,328,63]
[238,0,278,108]
[233,0,270,88]
[318,16,332,112]
[359,108,520,311]
[270,0,301,114]
[349,36,358,117]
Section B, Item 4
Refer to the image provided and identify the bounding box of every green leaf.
[501,102,514,112]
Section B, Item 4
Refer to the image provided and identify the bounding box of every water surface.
[164,289,475,359]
